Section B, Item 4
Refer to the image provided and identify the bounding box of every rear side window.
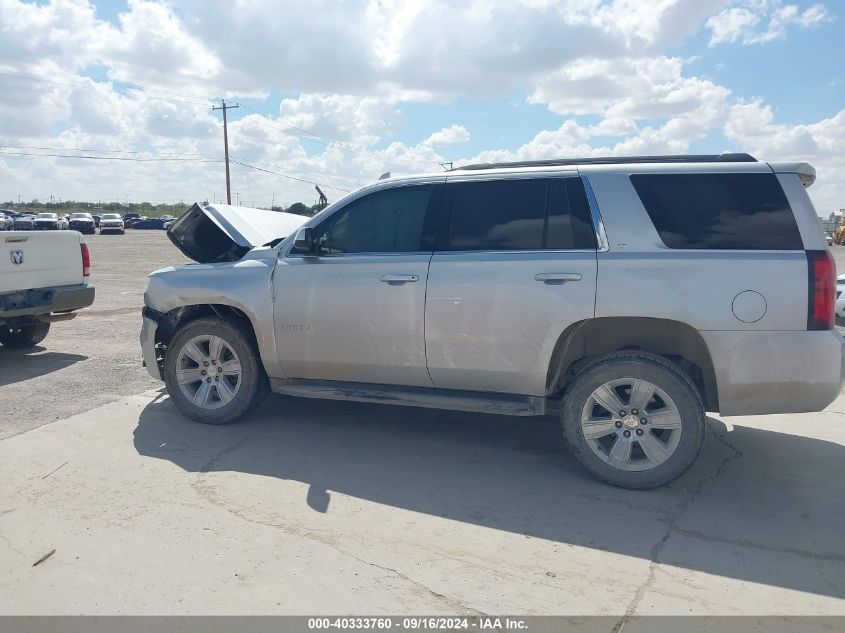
[630,173,802,250]
[445,178,597,251]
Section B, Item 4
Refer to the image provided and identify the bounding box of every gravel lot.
[0,231,190,439]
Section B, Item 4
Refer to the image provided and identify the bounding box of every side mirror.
[292,227,316,254]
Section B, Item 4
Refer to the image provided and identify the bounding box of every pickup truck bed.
[0,231,95,348]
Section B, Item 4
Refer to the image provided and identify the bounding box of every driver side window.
[315,185,433,254]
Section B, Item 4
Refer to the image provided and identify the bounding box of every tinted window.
[446,178,596,251]
[547,178,598,250]
[631,173,802,250]
[316,185,432,254]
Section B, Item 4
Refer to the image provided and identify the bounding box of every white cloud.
[707,1,832,46]
[422,125,470,146]
[725,101,845,214]
[0,0,839,216]
[529,56,731,124]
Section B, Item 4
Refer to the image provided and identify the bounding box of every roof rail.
[453,153,757,171]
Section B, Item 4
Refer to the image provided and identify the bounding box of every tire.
[0,321,50,349]
[163,317,265,424]
[561,352,706,489]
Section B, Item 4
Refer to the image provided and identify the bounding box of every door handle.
[380,274,419,283]
[534,273,582,283]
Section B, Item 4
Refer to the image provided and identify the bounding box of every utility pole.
[212,100,240,204]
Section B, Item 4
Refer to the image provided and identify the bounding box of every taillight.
[81,242,90,277]
[807,250,835,330]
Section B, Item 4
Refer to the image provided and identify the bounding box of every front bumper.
[0,284,95,319]
[140,315,162,380]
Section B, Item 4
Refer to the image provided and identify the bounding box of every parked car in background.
[0,210,15,230]
[142,154,842,490]
[92,215,101,227]
[132,218,170,230]
[99,213,125,234]
[836,275,845,321]
[124,216,149,229]
[13,214,36,230]
[68,212,96,234]
[34,213,61,230]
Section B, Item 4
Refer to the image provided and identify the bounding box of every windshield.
[101,214,121,220]
[36,213,56,219]
[71,213,92,219]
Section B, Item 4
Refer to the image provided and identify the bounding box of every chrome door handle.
[380,274,419,283]
[534,273,582,283]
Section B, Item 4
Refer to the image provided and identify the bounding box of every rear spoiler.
[769,162,816,188]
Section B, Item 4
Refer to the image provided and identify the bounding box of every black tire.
[561,352,706,489]
[0,321,50,349]
[163,317,265,425]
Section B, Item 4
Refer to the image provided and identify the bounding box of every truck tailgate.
[1,232,84,294]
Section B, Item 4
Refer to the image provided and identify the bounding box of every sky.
[0,0,842,214]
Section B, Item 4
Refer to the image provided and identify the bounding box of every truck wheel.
[561,352,706,489]
[0,321,51,349]
[163,317,265,425]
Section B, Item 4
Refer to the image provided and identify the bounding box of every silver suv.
[141,153,844,488]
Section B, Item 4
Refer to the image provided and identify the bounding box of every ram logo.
[9,249,23,266]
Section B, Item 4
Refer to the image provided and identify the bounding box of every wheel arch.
[546,317,719,412]
[154,303,260,350]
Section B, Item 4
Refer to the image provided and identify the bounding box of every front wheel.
[163,317,266,424]
[0,321,50,349]
[561,352,706,489]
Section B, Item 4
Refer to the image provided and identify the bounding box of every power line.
[238,104,408,163]
[231,159,351,193]
[229,154,366,189]
[238,104,445,167]
[0,144,216,158]
[0,150,221,163]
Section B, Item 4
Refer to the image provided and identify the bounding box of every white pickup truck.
[0,231,95,348]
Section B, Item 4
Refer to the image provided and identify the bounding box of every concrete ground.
[0,232,843,616]
[1,390,844,615]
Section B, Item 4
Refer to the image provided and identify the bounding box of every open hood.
[167,203,308,263]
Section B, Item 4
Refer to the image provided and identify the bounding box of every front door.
[273,182,440,386]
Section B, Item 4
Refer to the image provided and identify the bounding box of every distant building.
[819,211,843,234]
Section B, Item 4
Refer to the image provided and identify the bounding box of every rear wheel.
[0,321,50,349]
[163,317,265,424]
[561,352,705,489]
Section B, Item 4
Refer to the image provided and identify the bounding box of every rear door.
[425,174,599,396]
